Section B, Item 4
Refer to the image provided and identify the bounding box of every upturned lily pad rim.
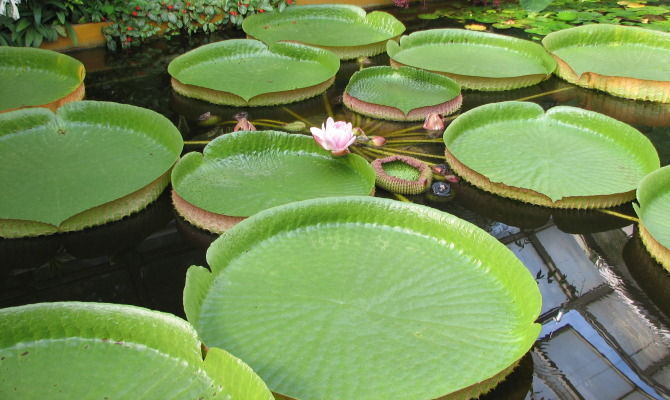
[184,196,542,400]
[344,66,462,119]
[168,39,340,105]
[444,101,660,208]
[0,101,183,235]
[386,28,556,90]
[0,47,85,113]
[0,301,274,400]
[542,24,670,103]
[242,4,405,58]
[171,130,376,220]
[634,165,670,269]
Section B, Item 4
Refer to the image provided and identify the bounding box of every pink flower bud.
[370,136,386,147]
[423,113,445,131]
[233,118,256,132]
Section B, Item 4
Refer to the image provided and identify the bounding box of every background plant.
[0,0,82,46]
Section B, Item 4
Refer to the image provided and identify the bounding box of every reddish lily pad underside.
[168,39,340,106]
[543,25,670,103]
[443,102,660,208]
[0,47,85,113]
[634,166,670,271]
[171,130,375,233]
[343,66,462,121]
[242,5,405,60]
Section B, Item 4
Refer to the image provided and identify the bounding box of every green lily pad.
[242,5,405,60]
[542,24,670,102]
[171,130,375,233]
[0,47,85,113]
[343,66,462,121]
[443,101,660,208]
[634,165,670,270]
[0,101,183,238]
[168,39,340,106]
[184,196,542,400]
[387,29,556,91]
[0,302,273,400]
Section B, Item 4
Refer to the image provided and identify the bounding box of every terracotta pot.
[40,22,112,51]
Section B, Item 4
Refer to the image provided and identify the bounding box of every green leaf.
[443,101,660,204]
[168,39,339,104]
[344,66,461,118]
[0,302,274,400]
[634,165,670,257]
[0,101,183,234]
[172,130,375,219]
[520,0,554,12]
[184,196,542,400]
[242,5,405,59]
[15,19,31,33]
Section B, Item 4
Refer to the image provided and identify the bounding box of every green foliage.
[419,0,670,39]
[0,0,75,47]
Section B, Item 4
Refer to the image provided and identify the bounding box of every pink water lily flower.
[310,117,356,156]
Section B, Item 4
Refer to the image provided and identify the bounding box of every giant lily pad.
[171,130,375,233]
[242,5,405,60]
[634,165,670,270]
[183,196,542,400]
[168,39,340,106]
[0,101,183,238]
[387,29,556,91]
[443,101,660,208]
[343,66,462,121]
[0,302,273,399]
[542,25,670,103]
[0,47,85,113]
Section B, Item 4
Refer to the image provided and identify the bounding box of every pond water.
[2,3,670,400]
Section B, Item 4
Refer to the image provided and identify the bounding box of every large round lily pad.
[443,101,660,208]
[168,39,340,106]
[343,66,462,121]
[0,47,85,113]
[242,5,405,60]
[184,196,542,400]
[543,25,670,103]
[387,29,556,91]
[0,302,273,400]
[0,101,183,238]
[634,165,670,270]
[171,130,375,233]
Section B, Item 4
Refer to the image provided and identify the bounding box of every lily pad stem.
[282,107,312,125]
[514,86,575,102]
[596,209,640,223]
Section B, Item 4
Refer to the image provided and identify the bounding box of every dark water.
[2,3,670,400]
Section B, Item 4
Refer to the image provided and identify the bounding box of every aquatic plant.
[310,117,357,156]
[634,165,670,270]
[183,196,542,400]
[443,101,660,208]
[0,302,273,399]
[343,66,462,121]
[372,155,433,195]
[168,39,340,106]
[242,4,405,59]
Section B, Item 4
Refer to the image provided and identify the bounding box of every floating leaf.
[0,47,85,113]
[343,66,462,121]
[0,101,183,238]
[0,302,273,400]
[168,39,340,106]
[634,165,670,270]
[171,130,375,233]
[387,29,556,91]
[242,5,405,59]
[184,196,542,400]
[443,101,660,208]
[543,24,670,102]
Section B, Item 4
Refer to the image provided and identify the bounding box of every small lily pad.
[443,101,660,208]
[0,47,85,113]
[543,25,670,102]
[242,5,405,60]
[0,101,183,238]
[171,130,375,233]
[343,66,462,121]
[184,196,542,400]
[0,302,273,400]
[168,39,340,106]
[387,29,556,91]
[634,165,670,270]
[372,155,433,194]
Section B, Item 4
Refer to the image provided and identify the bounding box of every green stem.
[393,193,411,202]
[514,86,575,102]
[322,93,334,118]
[282,107,312,125]
[386,139,443,144]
